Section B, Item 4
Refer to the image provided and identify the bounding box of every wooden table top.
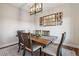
[32,36,49,46]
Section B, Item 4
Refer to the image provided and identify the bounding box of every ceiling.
[9,3,27,8]
[10,3,67,10]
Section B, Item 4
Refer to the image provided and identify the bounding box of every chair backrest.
[17,30,25,44]
[21,32,32,51]
[56,32,66,56]
[42,30,50,36]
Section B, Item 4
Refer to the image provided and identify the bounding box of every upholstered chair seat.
[62,48,76,56]
[42,43,76,56]
[32,43,41,52]
[42,43,58,56]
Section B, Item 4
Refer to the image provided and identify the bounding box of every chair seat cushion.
[42,43,58,56]
[42,43,76,56]
[62,48,76,56]
[25,43,41,52]
[32,43,41,52]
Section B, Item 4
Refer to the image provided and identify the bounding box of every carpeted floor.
[0,44,41,56]
[0,44,77,56]
[0,44,23,56]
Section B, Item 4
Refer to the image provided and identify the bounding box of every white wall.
[70,4,79,47]
[0,4,3,45]
[34,4,79,48]
[18,8,35,33]
[17,3,36,33]
[0,3,35,47]
[0,4,20,47]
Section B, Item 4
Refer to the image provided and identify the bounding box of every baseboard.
[0,42,18,49]
[54,42,79,48]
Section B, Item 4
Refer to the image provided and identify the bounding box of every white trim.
[0,42,18,49]
[54,42,79,48]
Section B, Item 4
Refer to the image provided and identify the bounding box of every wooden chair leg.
[43,52,46,56]
[18,44,20,52]
[31,52,33,56]
[40,48,41,56]
[44,52,46,56]
[60,52,62,56]
[23,49,26,56]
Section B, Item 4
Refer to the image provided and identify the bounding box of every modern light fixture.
[29,3,42,15]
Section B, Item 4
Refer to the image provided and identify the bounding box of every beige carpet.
[0,44,41,56]
[0,44,76,56]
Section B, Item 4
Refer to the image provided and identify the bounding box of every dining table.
[31,35,58,46]
[32,36,49,46]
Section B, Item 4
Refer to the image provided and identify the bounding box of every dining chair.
[21,33,41,56]
[17,30,25,52]
[42,32,66,56]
